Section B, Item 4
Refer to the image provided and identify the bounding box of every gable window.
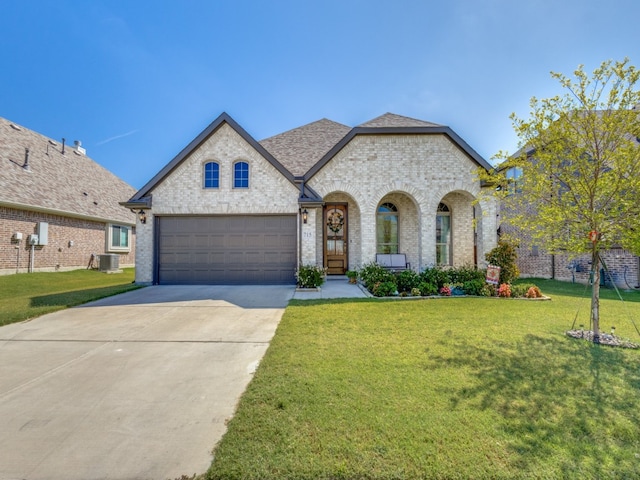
[106,224,131,253]
[203,161,219,188]
[234,161,249,188]
[376,202,398,254]
[436,203,451,266]
[505,166,523,194]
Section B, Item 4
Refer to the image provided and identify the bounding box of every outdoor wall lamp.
[138,209,147,224]
[301,208,308,224]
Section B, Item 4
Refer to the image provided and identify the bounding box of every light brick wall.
[0,206,135,275]
[308,134,497,270]
[137,123,300,283]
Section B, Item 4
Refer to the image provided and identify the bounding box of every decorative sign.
[486,265,501,285]
[589,230,599,243]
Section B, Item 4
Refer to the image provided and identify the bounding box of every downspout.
[551,253,556,280]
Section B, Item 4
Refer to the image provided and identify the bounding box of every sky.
[2,0,639,190]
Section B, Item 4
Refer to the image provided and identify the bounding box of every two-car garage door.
[157,215,296,285]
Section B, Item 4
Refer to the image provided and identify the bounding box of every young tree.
[485,59,640,342]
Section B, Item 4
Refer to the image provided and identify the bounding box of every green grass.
[0,268,141,326]
[208,280,640,479]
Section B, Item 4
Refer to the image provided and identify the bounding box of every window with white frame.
[106,224,131,252]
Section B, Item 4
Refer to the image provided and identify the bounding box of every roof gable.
[0,117,136,224]
[130,112,300,203]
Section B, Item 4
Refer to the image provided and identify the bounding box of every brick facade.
[0,206,135,275]
[130,113,497,284]
[307,135,497,270]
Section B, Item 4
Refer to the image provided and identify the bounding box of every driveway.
[0,285,294,480]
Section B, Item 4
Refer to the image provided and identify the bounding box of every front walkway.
[293,275,371,300]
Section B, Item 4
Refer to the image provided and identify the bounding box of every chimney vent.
[23,148,30,170]
[62,138,66,154]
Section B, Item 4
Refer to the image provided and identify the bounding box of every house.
[123,112,498,285]
[0,117,136,275]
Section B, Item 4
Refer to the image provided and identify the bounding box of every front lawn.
[208,280,640,479]
[0,268,141,326]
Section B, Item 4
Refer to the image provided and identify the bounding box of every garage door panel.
[158,215,296,285]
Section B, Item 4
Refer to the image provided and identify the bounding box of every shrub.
[295,264,326,288]
[372,281,397,297]
[411,287,421,297]
[481,283,497,297]
[396,270,420,293]
[497,283,512,298]
[419,267,451,289]
[485,240,520,284]
[462,279,485,296]
[510,284,529,298]
[360,262,394,288]
[526,285,543,298]
[418,282,438,296]
[449,265,485,284]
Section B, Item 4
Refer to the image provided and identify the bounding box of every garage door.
[157,215,297,285]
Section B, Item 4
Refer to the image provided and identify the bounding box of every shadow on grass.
[31,284,142,308]
[430,334,640,477]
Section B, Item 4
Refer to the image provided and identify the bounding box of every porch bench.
[376,253,411,272]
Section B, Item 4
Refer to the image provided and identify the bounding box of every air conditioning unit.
[99,254,120,271]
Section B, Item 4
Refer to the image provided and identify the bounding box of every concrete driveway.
[0,285,294,480]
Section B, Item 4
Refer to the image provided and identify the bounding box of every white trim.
[106,223,132,253]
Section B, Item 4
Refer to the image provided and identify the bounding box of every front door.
[324,204,348,274]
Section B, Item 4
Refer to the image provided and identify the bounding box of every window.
[203,162,219,188]
[505,166,523,193]
[436,203,451,265]
[376,202,398,254]
[234,161,249,188]
[106,224,131,252]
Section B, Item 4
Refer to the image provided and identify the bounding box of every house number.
[303,231,313,239]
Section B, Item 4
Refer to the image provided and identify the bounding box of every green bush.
[511,284,529,298]
[372,281,397,297]
[295,264,326,288]
[419,267,451,289]
[418,281,438,296]
[449,265,485,284]
[485,240,520,284]
[395,270,420,293]
[360,262,395,288]
[462,279,485,296]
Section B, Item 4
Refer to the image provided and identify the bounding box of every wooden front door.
[324,204,348,274]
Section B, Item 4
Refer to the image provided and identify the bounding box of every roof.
[0,117,136,225]
[127,111,492,205]
[357,112,443,128]
[259,118,351,176]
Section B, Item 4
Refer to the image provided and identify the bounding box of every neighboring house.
[501,160,640,290]
[0,117,136,275]
[123,112,498,285]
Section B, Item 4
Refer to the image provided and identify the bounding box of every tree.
[483,59,640,342]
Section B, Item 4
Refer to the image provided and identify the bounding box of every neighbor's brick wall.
[518,244,639,288]
[308,134,497,270]
[0,206,135,275]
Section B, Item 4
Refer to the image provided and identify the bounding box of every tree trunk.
[591,246,600,343]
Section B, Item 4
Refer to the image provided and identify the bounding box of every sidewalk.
[292,276,371,300]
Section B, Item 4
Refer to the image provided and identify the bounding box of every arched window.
[376,202,398,253]
[233,161,249,188]
[436,202,451,265]
[203,162,219,188]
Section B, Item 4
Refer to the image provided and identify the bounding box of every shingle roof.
[357,112,442,128]
[259,118,351,176]
[0,117,136,225]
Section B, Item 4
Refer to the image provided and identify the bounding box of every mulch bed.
[566,329,639,349]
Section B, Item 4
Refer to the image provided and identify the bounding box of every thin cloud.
[96,129,139,146]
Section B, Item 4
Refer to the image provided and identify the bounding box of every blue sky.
[2,0,638,189]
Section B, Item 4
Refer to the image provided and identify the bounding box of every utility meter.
[28,234,39,245]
